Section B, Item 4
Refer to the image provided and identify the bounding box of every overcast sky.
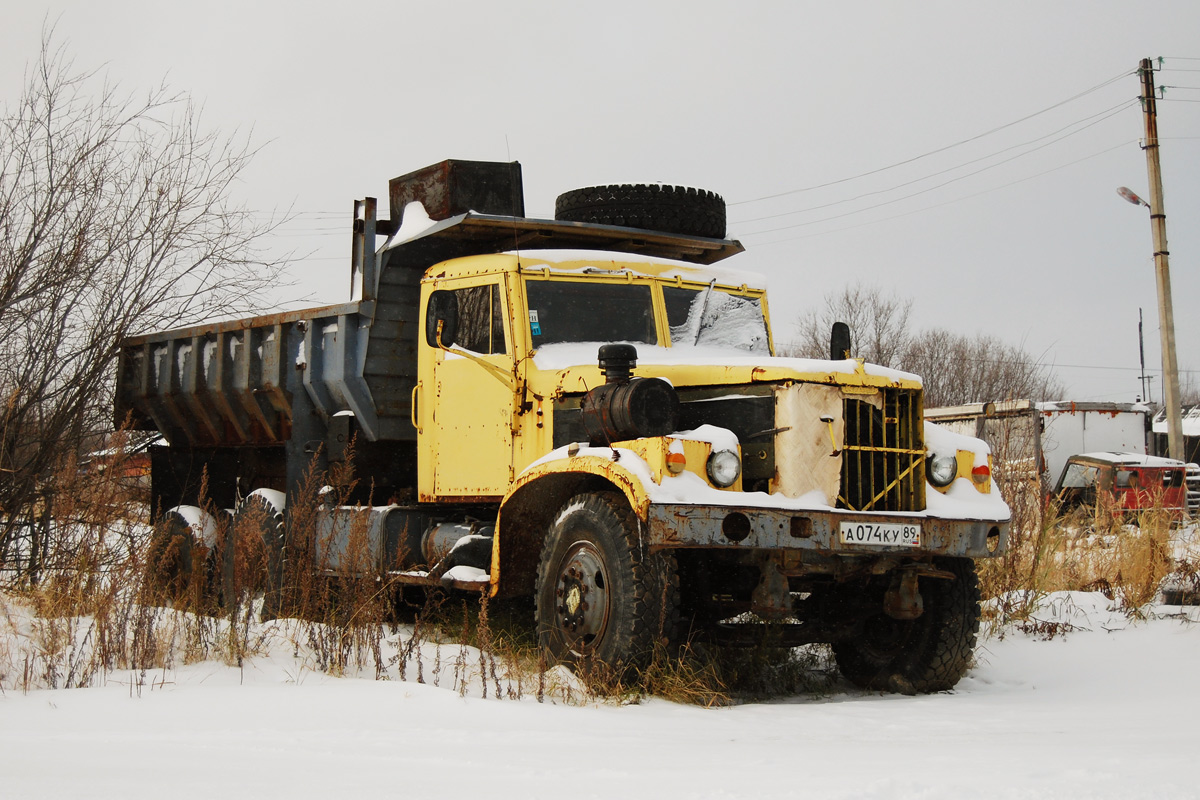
[4,1,1199,405]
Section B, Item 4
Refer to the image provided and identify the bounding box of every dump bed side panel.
[114,303,403,447]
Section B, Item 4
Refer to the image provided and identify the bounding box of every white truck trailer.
[925,400,1150,491]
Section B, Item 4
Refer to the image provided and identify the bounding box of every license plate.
[839,521,921,547]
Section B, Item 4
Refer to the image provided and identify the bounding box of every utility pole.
[1138,57,1184,460]
[1138,308,1150,403]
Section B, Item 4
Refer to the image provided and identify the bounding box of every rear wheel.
[535,492,680,672]
[144,506,222,609]
[833,557,981,694]
[230,491,284,617]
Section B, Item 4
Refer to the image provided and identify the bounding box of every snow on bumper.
[518,441,1011,559]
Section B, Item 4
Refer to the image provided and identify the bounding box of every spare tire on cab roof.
[554,183,727,239]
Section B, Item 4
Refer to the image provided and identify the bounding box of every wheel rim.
[554,541,611,655]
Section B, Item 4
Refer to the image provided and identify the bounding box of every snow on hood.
[525,441,1007,521]
[924,475,1011,519]
[670,424,740,454]
[922,423,1009,519]
[924,420,991,467]
[531,342,921,384]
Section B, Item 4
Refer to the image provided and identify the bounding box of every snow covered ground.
[2,593,1197,800]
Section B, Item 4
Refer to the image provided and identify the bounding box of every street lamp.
[1117,186,1148,208]
[1118,183,1184,460]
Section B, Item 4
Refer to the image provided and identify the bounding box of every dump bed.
[113,299,412,447]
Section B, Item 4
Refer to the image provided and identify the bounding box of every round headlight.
[707,449,742,488]
[928,453,958,487]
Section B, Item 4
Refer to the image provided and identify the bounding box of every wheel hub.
[555,542,609,649]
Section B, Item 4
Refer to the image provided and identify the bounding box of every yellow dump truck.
[116,160,1010,693]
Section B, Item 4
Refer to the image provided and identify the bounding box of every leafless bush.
[905,328,1064,407]
[784,283,912,367]
[0,32,282,584]
[980,490,1191,627]
[784,283,1064,407]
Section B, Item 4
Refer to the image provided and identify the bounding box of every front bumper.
[645,503,1009,559]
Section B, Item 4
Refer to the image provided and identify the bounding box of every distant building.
[1150,405,1200,464]
[926,400,1150,490]
[82,431,161,500]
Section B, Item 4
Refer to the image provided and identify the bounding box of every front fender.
[504,454,652,518]
[489,454,653,598]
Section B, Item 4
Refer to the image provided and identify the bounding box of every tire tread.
[555,183,726,239]
[535,492,680,670]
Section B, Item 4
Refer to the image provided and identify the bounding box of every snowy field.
[2,593,1197,800]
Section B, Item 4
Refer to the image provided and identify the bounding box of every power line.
[1050,363,1198,375]
[746,139,1133,247]
[734,104,1135,238]
[732,99,1137,226]
[728,69,1133,206]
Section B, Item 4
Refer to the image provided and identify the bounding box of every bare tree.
[905,328,1065,408]
[783,282,913,368]
[783,283,1064,409]
[1178,374,1200,408]
[0,35,282,583]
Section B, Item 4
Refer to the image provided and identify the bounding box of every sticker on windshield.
[529,310,541,336]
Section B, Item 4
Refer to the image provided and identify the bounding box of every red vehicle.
[1053,452,1190,517]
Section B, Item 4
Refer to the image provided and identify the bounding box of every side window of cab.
[427,283,507,355]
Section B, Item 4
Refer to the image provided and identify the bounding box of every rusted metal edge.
[122,301,364,347]
[386,570,492,593]
[383,213,745,270]
[645,503,1009,559]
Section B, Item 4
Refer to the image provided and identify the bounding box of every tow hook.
[883,564,956,620]
[751,554,792,620]
[884,570,923,620]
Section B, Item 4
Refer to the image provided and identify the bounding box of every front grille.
[838,388,925,512]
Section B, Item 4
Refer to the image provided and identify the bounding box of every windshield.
[664,285,769,353]
[1060,463,1099,489]
[522,277,770,353]
[525,280,655,347]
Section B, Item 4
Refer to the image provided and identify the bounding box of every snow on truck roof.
[510,250,767,290]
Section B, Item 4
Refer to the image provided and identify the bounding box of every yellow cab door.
[418,275,515,502]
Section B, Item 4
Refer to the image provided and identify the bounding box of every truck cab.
[1054,452,1189,517]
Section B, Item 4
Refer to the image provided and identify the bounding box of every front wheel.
[535,492,680,672]
[833,557,981,694]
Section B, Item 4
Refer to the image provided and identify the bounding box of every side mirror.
[425,290,459,348]
[830,321,851,361]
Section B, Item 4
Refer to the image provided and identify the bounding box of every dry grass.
[979,484,1195,629]
[7,437,1196,703]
